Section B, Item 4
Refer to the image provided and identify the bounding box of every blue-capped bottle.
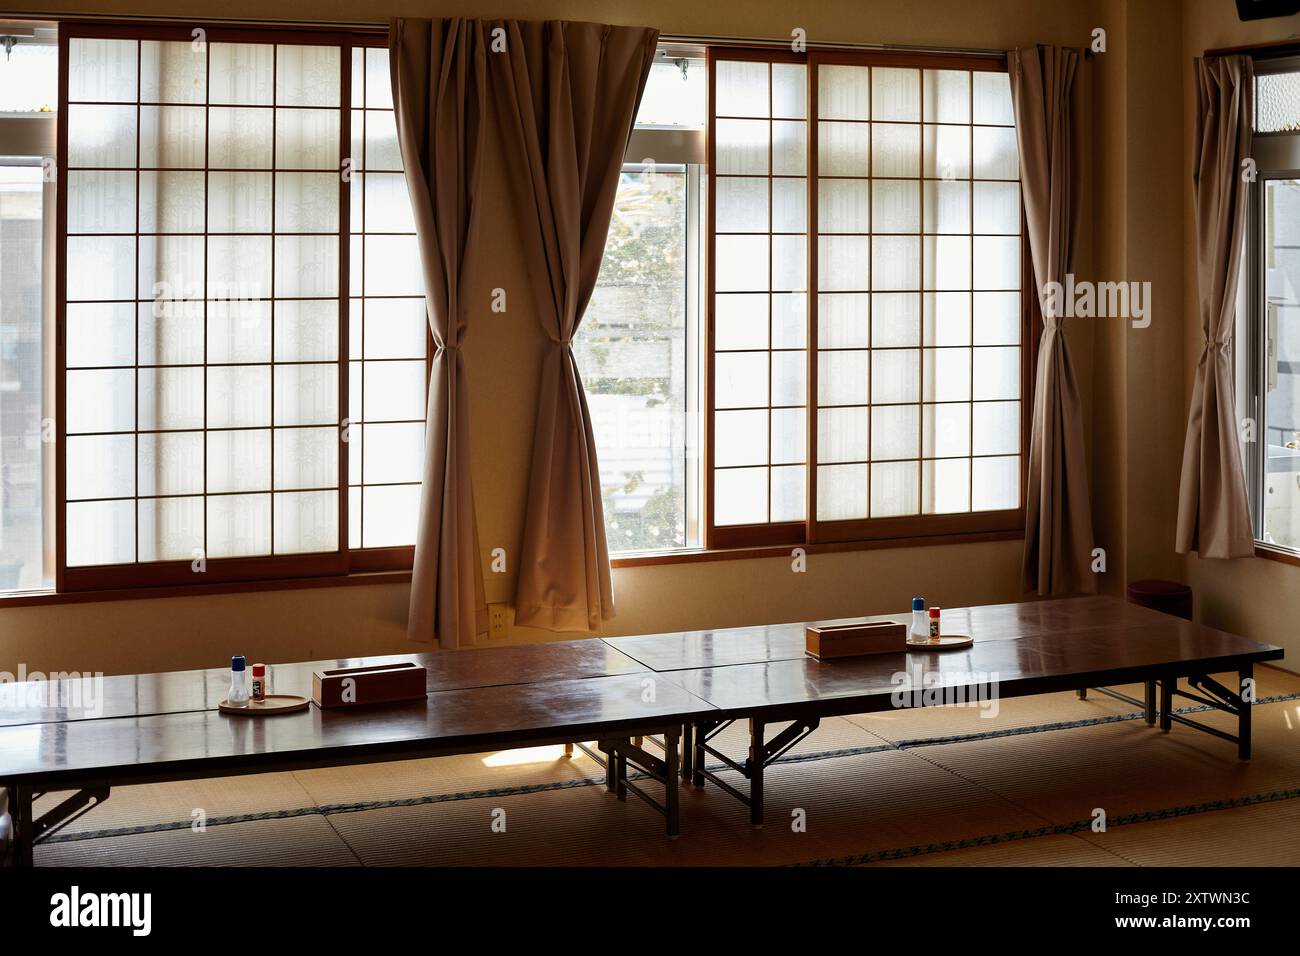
[910,597,928,639]
[227,655,250,707]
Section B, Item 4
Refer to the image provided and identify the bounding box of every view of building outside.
[0,164,46,589]
[575,167,693,553]
[1263,177,1300,550]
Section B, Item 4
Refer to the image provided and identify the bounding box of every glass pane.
[276,108,340,169]
[635,57,706,129]
[817,350,869,407]
[276,45,341,107]
[871,293,920,348]
[714,409,768,467]
[275,364,338,426]
[361,484,419,547]
[922,403,971,457]
[275,424,340,489]
[273,490,338,553]
[924,235,971,291]
[68,104,137,168]
[363,298,427,359]
[872,180,920,233]
[770,407,805,464]
[362,359,425,420]
[208,300,272,363]
[923,347,972,402]
[972,455,1019,510]
[277,173,340,232]
[818,406,868,463]
[818,293,869,349]
[770,464,805,520]
[870,460,919,516]
[714,467,767,525]
[360,422,423,484]
[818,178,869,233]
[923,180,970,234]
[67,303,135,368]
[925,292,972,346]
[363,173,415,232]
[973,291,1020,345]
[923,69,969,123]
[209,108,274,168]
[817,65,869,120]
[364,110,402,170]
[68,171,136,233]
[207,493,271,558]
[772,63,807,119]
[276,300,339,362]
[770,351,806,407]
[872,124,920,177]
[716,177,768,232]
[67,236,135,301]
[772,120,806,176]
[67,369,135,434]
[137,496,205,561]
[1256,71,1300,133]
[138,303,204,366]
[772,293,807,348]
[137,431,205,496]
[715,119,769,175]
[923,124,970,179]
[275,236,339,297]
[137,366,204,431]
[871,348,920,404]
[66,500,135,566]
[138,170,205,233]
[363,235,422,295]
[872,235,920,291]
[973,400,1020,456]
[973,181,1020,234]
[208,171,274,232]
[716,60,769,117]
[139,106,206,168]
[872,68,920,122]
[922,458,970,514]
[715,235,769,292]
[1260,179,1300,549]
[208,429,271,493]
[771,235,807,292]
[972,71,1014,125]
[716,294,769,350]
[138,236,205,301]
[365,49,394,109]
[69,38,138,102]
[973,236,1020,290]
[973,346,1020,400]
[715,352,768,409]
[817,236,869,291]
[208,236,272,300]
[818,121,869,176]
[210,43,275,105]
[816,463,867,520]
[66,434,135,500]
[140,41,206,104]
[973,126,1018,179]
[208,365,271,428]
[871,404,919,460]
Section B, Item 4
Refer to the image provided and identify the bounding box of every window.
[577,47,705,555]
[1240,68,1300,556]
[708,49,1027,550]
[0,25,56,594]
[57,25,418,591]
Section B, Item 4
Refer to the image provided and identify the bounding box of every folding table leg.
[1077,688,1087,700]
[1144,680,1157,726]
[1238,664,1253,760]
[1159,678,1173,732]
[748,720,765,828]
[692,722,706,788]
[8,784,33,868]
[664,727,680,837]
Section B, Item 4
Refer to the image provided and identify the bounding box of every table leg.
[680,722,693,783]
[1238,664,1253,760]
[9,784,33,868]
[1160,678,1173,732]
[692,722,706,788]
[1077,688,1088,700]
[1144,680,1157,726]
[616,745,628,801]
[748,719,765,828]
[664,727,680,838]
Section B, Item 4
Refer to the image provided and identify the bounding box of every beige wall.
[1181,0,1300,663]
[8,0,1288,679]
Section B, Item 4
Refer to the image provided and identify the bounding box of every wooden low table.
[607,597,1285,826]
[0,640,710,865]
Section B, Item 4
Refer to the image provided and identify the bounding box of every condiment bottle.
[251,663,266,702]
[928,607,941,639]
[228,656,250,707]
[911,597,928,638]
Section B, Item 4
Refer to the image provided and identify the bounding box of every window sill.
[1255,544,1300,569]
[0,569,412,609]
[610,528,1024,569]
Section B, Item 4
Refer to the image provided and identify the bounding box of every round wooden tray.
[906,634,974,650]
[218,694,311,716]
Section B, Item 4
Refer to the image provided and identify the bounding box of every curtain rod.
[1,11,1008,57]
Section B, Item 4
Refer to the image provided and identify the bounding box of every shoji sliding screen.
[57,25,414,591]
[707,48,1028,550]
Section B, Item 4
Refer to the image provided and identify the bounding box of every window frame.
[704,46,1034,552]
[53,21,415,595]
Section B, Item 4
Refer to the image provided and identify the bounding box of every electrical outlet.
[487,603,511,641]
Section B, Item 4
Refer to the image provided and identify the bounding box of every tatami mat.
[28,666,1300,866]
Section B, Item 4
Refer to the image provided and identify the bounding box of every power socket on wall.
[487,603,512,641]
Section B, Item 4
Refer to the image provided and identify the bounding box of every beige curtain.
[490,20,659,631]
[391,18,488,647]
[1009,46,1096,595]
[1175,56,1255,559]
